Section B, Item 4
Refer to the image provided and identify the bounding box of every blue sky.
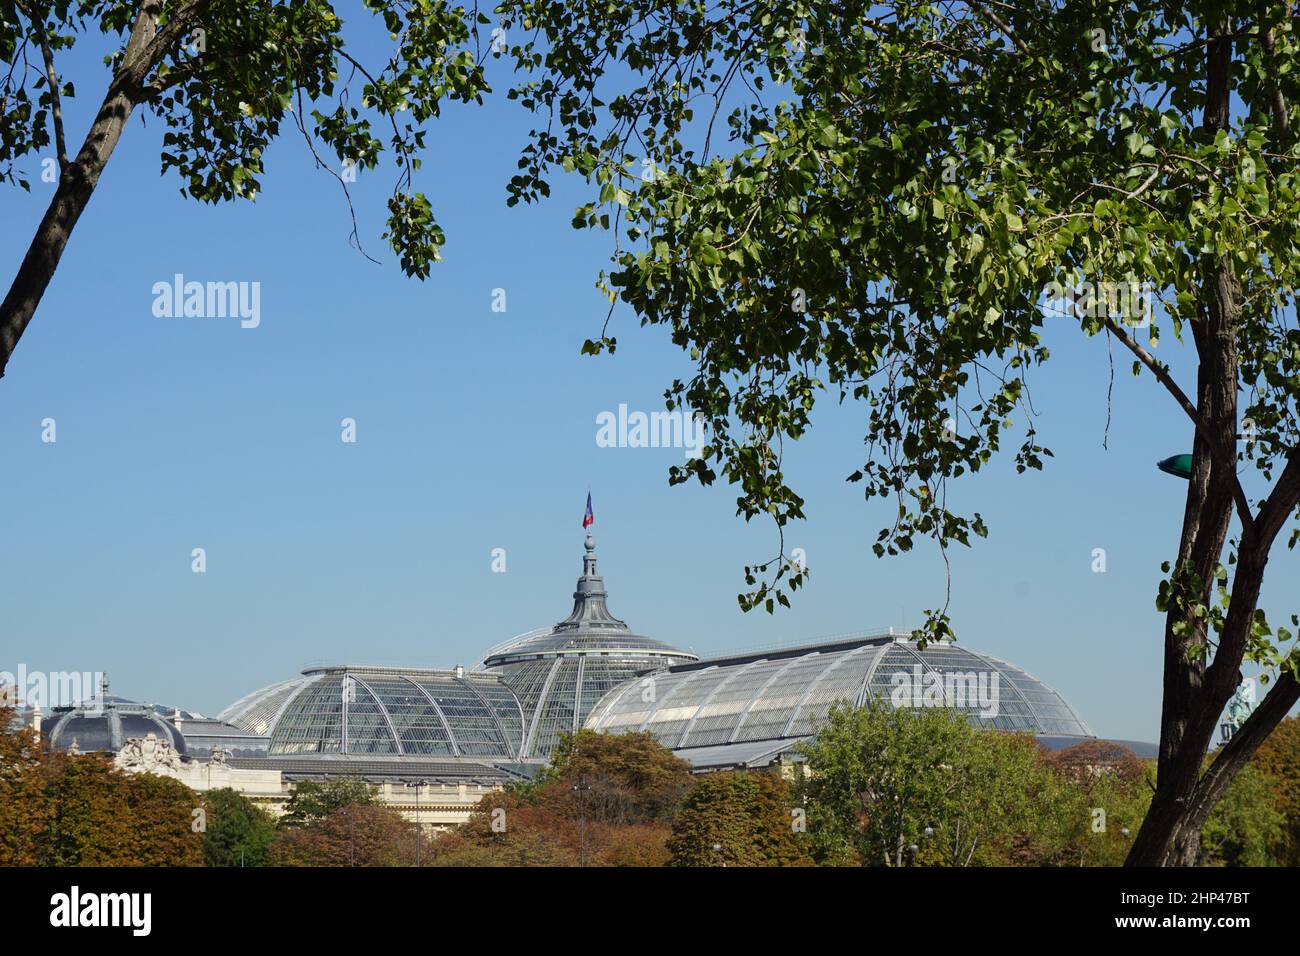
[2,22,1295,740]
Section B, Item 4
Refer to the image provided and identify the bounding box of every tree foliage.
[797,702,1072,866]
[1,0,496,377]
[531,729,695,826]
[270,803,416,866]
[0,707,53,865]
[1250,715,1300,864]
[667,769,810,866]
[1034,742,1154,867]
[440,730,691,865]
[279,776,376,828]
[201,786,277,866]
[1200,761,1285,866]
[490,0,1300,865]
[1047,738,1151,791]
[43,753,203,866]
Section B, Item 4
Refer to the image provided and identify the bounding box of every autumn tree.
[279,776,376,828]
[270,803,416,867]
[1047,739,1150,790]
[43,753,202,865]
[0,706,53,865]
[533,729,695,826]
[1250,715,1300,864]
[1,0,493,379]
[124,770,206,866]
[448,798,581,866]
[490,0,1300,866]
[446,730,691,865]
[667,770,810,867]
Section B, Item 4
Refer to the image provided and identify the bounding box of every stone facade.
[112,733,496,827]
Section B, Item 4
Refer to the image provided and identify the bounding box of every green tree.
[1,0,492,378]
[280,777,376,828]
[795,702,1049,866]
[1201,762,1284,866]
[667,770,810,867]
[490,0,1300,865]
[1039,740,1154,867]
[202,787,276,866]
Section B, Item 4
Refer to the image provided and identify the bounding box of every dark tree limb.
[0,0,208,380]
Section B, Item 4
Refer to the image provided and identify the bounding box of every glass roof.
[477,532,696,759]
[218,541,1095,765]
[480,533,696,667]
[492,654,679,759]
[218,676,315,736]
[221,667,528,760]
[585,638,1093,745]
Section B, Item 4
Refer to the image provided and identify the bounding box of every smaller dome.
[45,696,188,758]
[481,532,696,667]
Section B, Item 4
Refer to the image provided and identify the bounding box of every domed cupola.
[44,678,188,758]
[480,531,697,760]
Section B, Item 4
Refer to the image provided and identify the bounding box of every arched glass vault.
[222,666,527,759]
[585,637,1093,748]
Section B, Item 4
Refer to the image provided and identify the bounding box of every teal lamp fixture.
[1157,454,1194,479]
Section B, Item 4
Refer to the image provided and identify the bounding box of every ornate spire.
[553,533,629,632]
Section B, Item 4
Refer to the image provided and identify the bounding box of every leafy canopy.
[2,0,496,273]
[493,0,1300,655]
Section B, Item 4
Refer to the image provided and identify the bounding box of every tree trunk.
[1126,15,1241,867]
[0,1,169,380]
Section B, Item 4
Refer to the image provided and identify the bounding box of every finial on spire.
[554,519,627,632]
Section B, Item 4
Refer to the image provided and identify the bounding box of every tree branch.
[1258,4,1294,143]
[1101,314,1254,532]
[23,2,68,169]
[966,0,1030,56]
[1187,668,1300,828]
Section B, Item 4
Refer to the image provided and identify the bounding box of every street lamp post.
[572,778,590,866]
[405,780,425,867]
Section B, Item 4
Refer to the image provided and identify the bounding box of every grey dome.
[46,696,189,757]
[586,635,1093,748]
[480,533,697,759]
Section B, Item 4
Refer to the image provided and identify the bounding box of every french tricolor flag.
[582,493,594,529]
